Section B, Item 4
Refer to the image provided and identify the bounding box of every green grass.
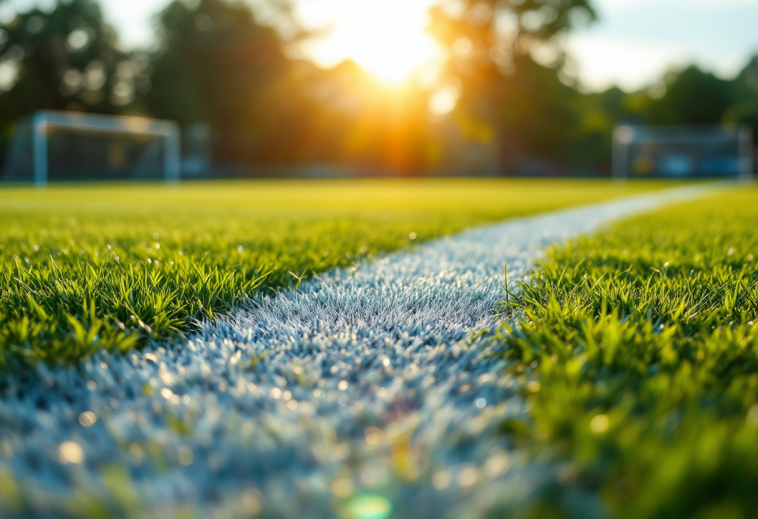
[0,178,668,371]
[496,187,758,518]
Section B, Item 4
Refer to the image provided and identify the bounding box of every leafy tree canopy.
[146,0,289,128]
[0,0,142,124]
[646,65,736,125]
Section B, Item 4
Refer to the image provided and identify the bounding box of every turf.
[496,186,758,518]
[0,178,668,371]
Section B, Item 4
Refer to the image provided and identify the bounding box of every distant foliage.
[427,0,597,173]
[0,0,147,125]
[145,0,290,163]
[1,0,756,173]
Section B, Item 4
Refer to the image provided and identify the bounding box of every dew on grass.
[59,441,84,464]
[484,453,510,477]
[177,446,194,466]
[458,466,479,488]
[78,412,96,427]
[341,494,391,519]
[241,489,262,515]
[364,427,383,445]
[432,470,452,490]
[747,405,758,425]
[129,443,144,464]
[475,398,486,409]
[331,477,353,498]
[557,463,579,486]
[590,414,609,434]
[0,440,12,457]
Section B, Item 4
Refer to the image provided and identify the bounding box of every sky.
[566,0,758,91]
[3,0,758,91]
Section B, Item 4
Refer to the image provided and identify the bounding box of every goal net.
[612,124,753,180]
[1,111,180,184]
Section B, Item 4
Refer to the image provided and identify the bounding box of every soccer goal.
[612,124,754,180]
[1,111,180,185]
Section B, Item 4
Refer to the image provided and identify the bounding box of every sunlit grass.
[496,187,758,517]
[0,178,670,371]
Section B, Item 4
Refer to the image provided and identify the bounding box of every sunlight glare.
[428,83,461,116]
[299,0,442,83]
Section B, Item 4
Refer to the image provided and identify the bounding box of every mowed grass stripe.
[0,179,672,370]
[496,187,758,518]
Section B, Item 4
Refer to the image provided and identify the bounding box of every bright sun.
[299,0,442,83]
[336,21,440,83]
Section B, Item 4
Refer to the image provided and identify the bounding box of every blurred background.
[0,0,756,179]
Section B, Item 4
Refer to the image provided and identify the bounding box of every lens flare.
[340,494,392,519]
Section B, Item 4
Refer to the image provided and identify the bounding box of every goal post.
[739,124,754,181]
[3,110,181,185]
[612,124,754,181]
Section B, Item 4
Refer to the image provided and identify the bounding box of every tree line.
[0,0,756,175]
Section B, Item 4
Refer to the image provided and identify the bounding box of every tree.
[145,0,293,164]
[428,0,596,173]
[645,66,737,125]
[0,0,140,155]
[724,56,758,139]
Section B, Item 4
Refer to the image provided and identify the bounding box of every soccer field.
[0,179,669,370]
[3,179,755,518]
